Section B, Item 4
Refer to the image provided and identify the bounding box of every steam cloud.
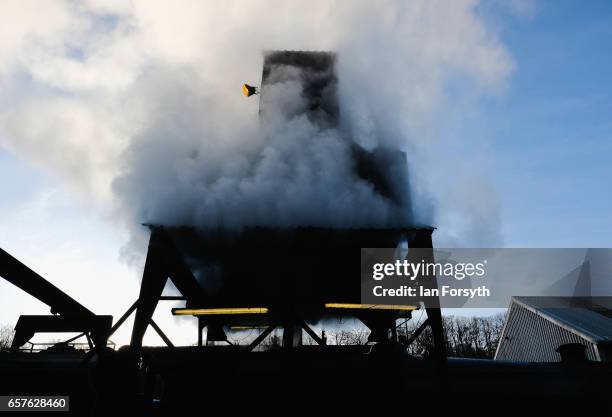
[0,0,516,257]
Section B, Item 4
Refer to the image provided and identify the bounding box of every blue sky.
[1,1,611,345]
[481,0,612,247]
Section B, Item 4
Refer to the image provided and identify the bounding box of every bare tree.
[330,328,368,345]
[224,313,506,357]
[399,313,507,359]
[0,324,15,352]
[259,332,281,351]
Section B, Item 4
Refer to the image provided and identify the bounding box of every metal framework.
[0,248,112,352]
[105,226,448,363]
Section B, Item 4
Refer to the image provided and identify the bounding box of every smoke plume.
[0,0,514,256]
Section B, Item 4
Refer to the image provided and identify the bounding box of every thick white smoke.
[113,65,404,232]
[0,0,514,255]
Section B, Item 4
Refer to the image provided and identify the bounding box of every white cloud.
[0,0,515,251]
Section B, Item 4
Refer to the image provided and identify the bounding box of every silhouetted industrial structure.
[1,51,611,416]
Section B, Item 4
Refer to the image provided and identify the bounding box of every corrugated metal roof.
[514,297,612,343]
